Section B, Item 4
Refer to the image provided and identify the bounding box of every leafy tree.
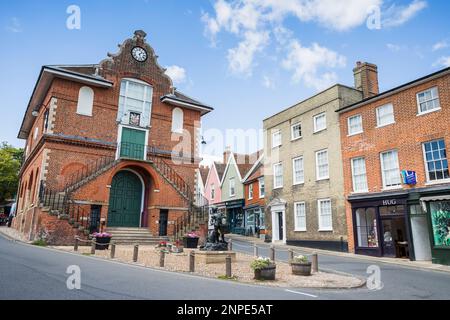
[0,142,23,204]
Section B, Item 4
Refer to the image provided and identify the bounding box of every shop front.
[243,204,265,238]
[349,192,412,259]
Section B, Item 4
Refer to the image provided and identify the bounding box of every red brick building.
[14,30,212,244]
[243,155,265,238]
[338,63,450,265]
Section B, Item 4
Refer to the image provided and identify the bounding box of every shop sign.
[402,170,417,185]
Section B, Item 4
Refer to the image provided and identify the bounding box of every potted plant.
[250,257,276,280]
[290,255,312,276]
[183,232,200,249]
[92,232,112,250]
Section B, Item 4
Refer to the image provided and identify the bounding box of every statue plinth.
[195,251,237,264]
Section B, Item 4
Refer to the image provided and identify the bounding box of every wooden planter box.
[183,237,199,249]
[291,262,312,276]
[254,265,276,280]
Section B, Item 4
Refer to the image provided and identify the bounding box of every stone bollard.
[288,249,294,263]
[90,238,96,254]
[110,242,116,259]
[253,243,258,257]
[228,239,232,251]
[133,244,139,263]
[270,245,275,262]
[226,255,232,278]
[189,251,195,272]
[74,237,79,252]
[312,252,319,273]
[160,250,165,268]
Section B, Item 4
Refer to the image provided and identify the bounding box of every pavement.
[226,234,450,274]
[1,227,450,300]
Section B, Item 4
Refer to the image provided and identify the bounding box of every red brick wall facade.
[340,72,450,252]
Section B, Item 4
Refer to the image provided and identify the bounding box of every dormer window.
[118,79,153,127]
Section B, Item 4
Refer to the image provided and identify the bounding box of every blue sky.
[1,0,449,160]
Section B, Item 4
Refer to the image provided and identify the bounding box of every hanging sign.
[402,170,417,185]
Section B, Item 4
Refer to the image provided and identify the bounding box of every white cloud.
[262,75,276,89]
[386,43,401,52]
[282,40,346,90]
[227,31,269,76]
[165,65,187,84]
[6,17,22,33]
[433,56,450,68]
[432,40,449,52]
[382,0,427,27]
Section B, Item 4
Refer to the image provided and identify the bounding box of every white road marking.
[285,289,318,298]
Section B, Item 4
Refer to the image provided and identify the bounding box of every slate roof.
[214,162,227,181]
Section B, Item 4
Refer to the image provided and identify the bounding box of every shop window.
[356,208,379,248]
[430,201,450,246]
[379,205,406,216]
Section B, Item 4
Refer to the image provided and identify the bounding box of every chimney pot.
[353,61,379,98]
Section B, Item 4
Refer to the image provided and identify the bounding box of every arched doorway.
[107,170,143,227]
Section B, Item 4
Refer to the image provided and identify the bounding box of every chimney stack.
[353,61,379,98]
[223,146,232,164]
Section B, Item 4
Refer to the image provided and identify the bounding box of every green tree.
[0,142,23,204]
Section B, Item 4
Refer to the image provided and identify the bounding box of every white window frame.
[33,127,39,140]
[347,114,363,136]
[417,87,441,115]
[291,122,302,141]
[273,162,283,189]
[313,112,327,133]
[272,130,282,149]
[380,150,401,190]
[292,156,305,185]
[315,149,329,181]
[248,184,254,200]
[351,157,368,193]
[229,177,236,197]
[258,177,265,198]
[318,199,333,231]
[294,202,306,232]
[422,139,450,183]
[376,103,395,128]
[118,78,153,127]
[76,86,94,117]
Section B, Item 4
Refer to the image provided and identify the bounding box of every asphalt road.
[0,235,449,300]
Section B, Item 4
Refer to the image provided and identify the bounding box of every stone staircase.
[106,227,169,245]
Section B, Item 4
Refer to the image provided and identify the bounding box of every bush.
[292,255,309,263]
[32,239,47,247]
[250,257,273,271]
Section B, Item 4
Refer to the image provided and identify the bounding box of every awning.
[420,195,450,202]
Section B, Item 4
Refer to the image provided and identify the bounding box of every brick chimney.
[223,146,232,164]
[353,62,379,98]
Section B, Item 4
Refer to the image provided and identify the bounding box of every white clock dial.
[132,47,148,62]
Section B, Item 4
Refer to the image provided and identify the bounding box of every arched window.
[171,107,184,133]
[118,79,153,127]
[76,86,94,116]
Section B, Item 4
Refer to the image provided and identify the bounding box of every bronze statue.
[200,208,229,251]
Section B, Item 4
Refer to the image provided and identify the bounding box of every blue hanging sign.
[402,170,417,185]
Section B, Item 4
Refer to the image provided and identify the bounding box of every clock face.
[131,47,148,62]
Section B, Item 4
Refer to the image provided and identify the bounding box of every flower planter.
[95,237,111,250]
[291,262,312,276]
[254,265,276,281]
[183,237,199,249]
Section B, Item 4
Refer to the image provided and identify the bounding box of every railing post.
[110,241,116,259]
[91,238,96,254]
[133,244,139,262]
[226,255,232,278]
[160,250,165,268]
[228,239,232,251]
[312,252,319,273]
[74,237,79,252]
[253,243,258,257]
[288,249,294,263]
[189,251,195,272]
[270,245,275,262]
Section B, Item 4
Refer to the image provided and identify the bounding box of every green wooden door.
[120,128,146,160]
[107,171,142,227]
